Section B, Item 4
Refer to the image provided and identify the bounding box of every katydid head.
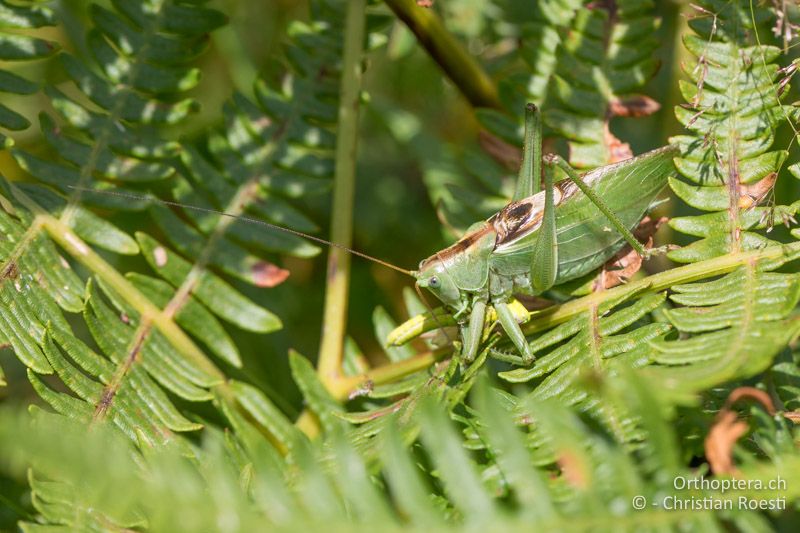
[414,221,496,308]
[414,254,461,308]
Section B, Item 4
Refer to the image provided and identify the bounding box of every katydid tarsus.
[73,103,677,366]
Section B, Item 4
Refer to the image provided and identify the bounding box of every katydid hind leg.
[461,298,487,363]
[513,103,543,201]
[494,301,534,365]
[544,153,647,257]
[530,163,558,293]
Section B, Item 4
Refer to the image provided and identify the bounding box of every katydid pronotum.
[73,104,677,366]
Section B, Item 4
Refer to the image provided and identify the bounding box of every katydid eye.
[429,276,440,288]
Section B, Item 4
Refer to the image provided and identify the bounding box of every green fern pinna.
[414,104,677,363]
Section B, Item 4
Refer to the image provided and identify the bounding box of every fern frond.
[422,138,510,234]
[495,0,583,107]
[484,0,661,168]
[550,0,662,167]
[1,368,797,531]
[670,0,794,262]
[1,2,798,530]
[0,0,59,145]
[0,1,238,441]
[647,268,800,395]
[144,0,373,309]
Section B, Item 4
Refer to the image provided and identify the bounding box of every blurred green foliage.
[0,0,799,530]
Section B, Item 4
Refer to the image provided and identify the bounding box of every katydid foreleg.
[461,296,487,363]
[494,300,534,364]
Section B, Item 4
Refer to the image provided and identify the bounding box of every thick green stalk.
[317,0,366,386]
[328,348,447,401]
[384,0,501,109]
[523,241,800,334]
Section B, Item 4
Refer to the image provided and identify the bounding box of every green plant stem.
[522,242,800,334]
[35,212,224,382]
[317,0,366,387]
[295,348,448,434]
[5,186,276,438]
[384,0,501,109]
[328,348,447,401]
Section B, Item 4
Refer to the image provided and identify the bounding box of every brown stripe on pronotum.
[418,222,494,268]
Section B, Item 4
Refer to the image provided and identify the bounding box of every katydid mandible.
[73,104,677,366]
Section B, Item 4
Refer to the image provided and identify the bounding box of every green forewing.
[492,146,677,283]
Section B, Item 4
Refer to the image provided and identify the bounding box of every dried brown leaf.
[608,95,661,118]
[602,127,633,163]
[705,387,775,475]
[557,451,590,489]
[739,172,777,209]
[251,261,290,288]
[705,411,748,475]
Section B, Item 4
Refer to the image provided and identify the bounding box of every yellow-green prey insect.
[413,104,677,363]
[74,104,677,365]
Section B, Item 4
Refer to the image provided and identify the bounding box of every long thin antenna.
[67,185,414,276]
